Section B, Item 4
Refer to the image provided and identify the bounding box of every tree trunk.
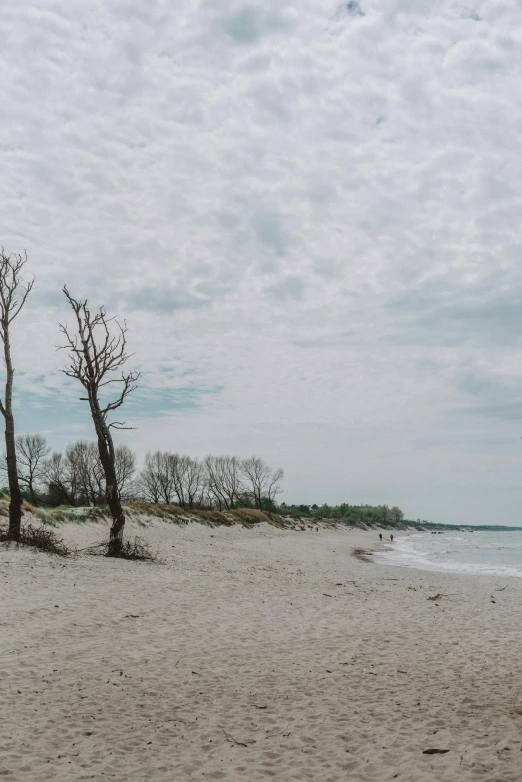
[3,333,22,540]
[27,475,36,504]
[91,404,126,557]
[5,411,22,539]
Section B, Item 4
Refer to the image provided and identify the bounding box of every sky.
[1,0,522,525]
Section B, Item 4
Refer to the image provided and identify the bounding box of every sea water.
[375,530,522,578]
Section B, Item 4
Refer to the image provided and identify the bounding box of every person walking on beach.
[379,533,382,541]
[390,534,394,542]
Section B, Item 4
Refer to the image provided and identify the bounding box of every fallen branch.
[0,521,71,556]
[219,726,254,747]
[84,536,160,562]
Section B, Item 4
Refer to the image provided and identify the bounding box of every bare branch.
[59,286,139,556]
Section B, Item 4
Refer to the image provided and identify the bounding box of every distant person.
[390,534,394,542]
[379,533,382,541]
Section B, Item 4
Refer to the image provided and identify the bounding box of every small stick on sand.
[219,726,253,747]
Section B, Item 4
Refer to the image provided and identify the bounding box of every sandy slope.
[1,521,521,781]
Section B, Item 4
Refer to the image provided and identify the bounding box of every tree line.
[1,435,284,512]
[277,502,405,524]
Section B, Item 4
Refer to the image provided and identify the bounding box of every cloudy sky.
[1,0,522,524]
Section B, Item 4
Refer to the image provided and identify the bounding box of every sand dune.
[1,521,521,781]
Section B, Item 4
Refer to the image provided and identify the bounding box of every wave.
[375,532,522,578]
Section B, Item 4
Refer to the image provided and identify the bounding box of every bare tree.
[0,251,34,539]
[115,445,136,500]
[183,456,205,507]
[168,454,204,507]
[136,451,164,504]
[169,453,187,506]
[204,455,241,509]
[41,451,77,506]
[59,288,139,556]
[66,440,102,505]
[15,433,50,502]
[0,433,51,502]
[266,465,284,508]
[240,456,284,510]
[138,451,175,504]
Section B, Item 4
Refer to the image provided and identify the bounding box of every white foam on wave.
[375,532,522,578]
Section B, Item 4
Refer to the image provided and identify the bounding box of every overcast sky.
[1,0,522,524]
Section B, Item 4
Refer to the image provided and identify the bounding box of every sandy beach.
[1,521,521,781]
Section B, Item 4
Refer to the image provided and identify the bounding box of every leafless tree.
[240,456,284,510]
[0,433,51,502]
[140,451,176,504]
[204,455,241,509]
[16,433,50,502]
[159,452,178,504]
[168,454,201,507]
[59,288,139,556]
[41,451,77,506]
[115,444,136,500]
[66,440,103,505]
[0,250,34,539]
[183,456,205,507]
[136,451,164,504]
[266,465,284,507]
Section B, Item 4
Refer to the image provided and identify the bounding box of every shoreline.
[1,520,522,781]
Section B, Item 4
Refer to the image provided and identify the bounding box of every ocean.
[374,530,522,578]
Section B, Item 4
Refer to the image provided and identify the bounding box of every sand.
[1,520,521,781]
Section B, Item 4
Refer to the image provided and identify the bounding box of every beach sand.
[1,520,521,781]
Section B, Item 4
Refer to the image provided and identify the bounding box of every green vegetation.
[274,502,522,531]
[275,502,405,525]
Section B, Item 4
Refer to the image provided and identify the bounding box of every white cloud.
[1,0,522,523]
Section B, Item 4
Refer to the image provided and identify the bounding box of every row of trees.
[1,434,284,512]
[278,503,405,524]
[138,453,283,509]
